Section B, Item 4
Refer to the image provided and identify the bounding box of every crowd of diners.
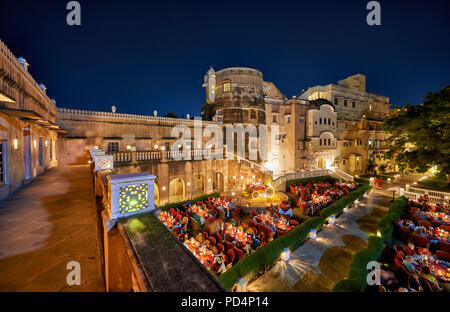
[289,180,359,216]
[375,196,450,292]
[158,196,299,275]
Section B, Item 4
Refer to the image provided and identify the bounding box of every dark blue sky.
[1,0,449,116]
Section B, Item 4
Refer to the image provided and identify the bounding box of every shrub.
[354,177,370,185]
[157,192,220,211]
[376,196,408,241]
[333,279,363,292]
[218,216,325,290]
[368,235,384,257]
[348,247,379,291]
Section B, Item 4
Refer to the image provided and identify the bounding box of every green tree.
[383,86,450,180]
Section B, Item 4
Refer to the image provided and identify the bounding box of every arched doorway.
[154,183,160,206]
[214,172,224,191]
[197,175,206,194]
[317,157,325,169]
[169,178,185,202]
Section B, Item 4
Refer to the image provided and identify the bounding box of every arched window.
[250,110,256,119]
[319,117,322,124]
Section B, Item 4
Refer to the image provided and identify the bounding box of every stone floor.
[0,165,105,292]
[248,188,390,292]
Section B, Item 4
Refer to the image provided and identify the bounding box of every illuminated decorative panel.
[95,155,114,171]
[119,183,148,214]
[108,172,156,220]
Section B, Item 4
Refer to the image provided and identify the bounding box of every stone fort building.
[0,38,393,203]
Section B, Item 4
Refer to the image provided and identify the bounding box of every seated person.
[404,243,417,256]
[251,237,261,249]
[419,266,442,291]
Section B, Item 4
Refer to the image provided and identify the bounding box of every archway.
[317,157,325,169]
[197,175,206,194]
[169,178,185,202]
[214,172,224,191]
[154,183,160,206]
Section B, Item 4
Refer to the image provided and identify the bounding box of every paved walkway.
[0,165,105,291]
[248,174,425,292]
[248,188,390,291]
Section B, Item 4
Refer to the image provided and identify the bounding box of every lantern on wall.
[309,229,317,240]
[281,248,290,261]
[328,215,336,225]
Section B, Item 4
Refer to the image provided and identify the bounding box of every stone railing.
[58,107,222,126]
[273,170,331,191]
[136,151,161,161]
[400,185,450,204]
[108,149,227,165]
[331,168,354,182]
[109,151,132,162]
[0,39,57,111]
[225,151,273,176]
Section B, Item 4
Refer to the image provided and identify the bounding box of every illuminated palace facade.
[203,67,393,177]
[0,35,393,202]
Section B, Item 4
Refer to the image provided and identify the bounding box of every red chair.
[289,219,299,226]
[411,233,429,248]
[169,208,175,215]
[395,222,411,243]
[440,225,450,233]
[224,240,234,251]
[217,243,225,253]
[418,220,432,228]
[431,220,443,228]
[226,249,235,264]
[233,247,245,261]
[232,208,240,219]
[203,231,209,238]
[208,236,216,245]
[249,219,257,228]
[394,244,405,253]
[437,241,450,253]
[276,229,287,237]
[215,232,223,243]
[256,223,265,234]
[403,246,416,256]
[436,250,450,262]
[250,209,258,218]
[176,214,183,221]
[223,255,229,265]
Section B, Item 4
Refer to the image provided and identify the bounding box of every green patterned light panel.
[119,184,148,214]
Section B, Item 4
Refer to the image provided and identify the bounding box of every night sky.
[1,0,449,117]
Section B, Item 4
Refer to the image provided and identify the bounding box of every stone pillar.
[95,155,114,171]
[91,149,105,161]
[107,172,156,220]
